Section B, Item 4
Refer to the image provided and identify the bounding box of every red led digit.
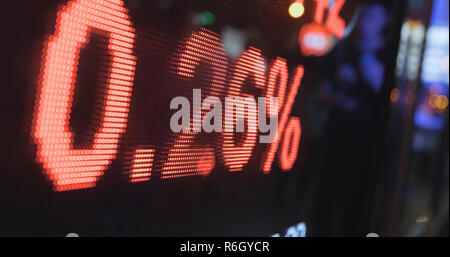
[162,29,228,179]
[325,0,346,38]
[313,0,329,24]
[32,0,136,191]
[221,48,266,172]
[162,133,216,179]
[313,0,346,39]
[278,117,301,171]
[175,29,228,90]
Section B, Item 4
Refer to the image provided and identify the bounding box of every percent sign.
[261,66,304,173]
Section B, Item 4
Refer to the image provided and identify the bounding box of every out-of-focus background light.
[201,11,216,26]
[192,10,216,27]
[390,88,400,104]
[289,1,305,19]
[428,84,449,113]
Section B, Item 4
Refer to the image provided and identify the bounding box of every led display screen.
[1,0,402,236]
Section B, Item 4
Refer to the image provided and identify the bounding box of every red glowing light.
[175,29,228,84]
[313,0,329,24]
[312,0,346,39]
[31,0,310,191]
[266,58,289,115]
[298,22,332,57]
[197,152,216,176]
[261,66,304,173]
[162,133,216,179]
[278,117,301,171]
[32,0,136,191]
[129,148,155,183]
[325,0,346,38]
[162,29,228,179]
[221,48,266,172]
